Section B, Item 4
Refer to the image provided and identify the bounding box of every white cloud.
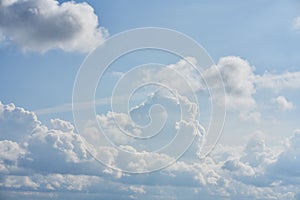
[19,126,99,174]
[255,71,300,91]
[292,16,300,30]
[0,140,24,173]
[273,96,294,111]
[33,56,300,116]
[0,0,108,53]
[1,99,300,199]
[0,101,43,143]
[80,90,205,172]
[95,112,142,145]
[203,56,256,110]
[165,57,204,92]
[50,118,74,132]
[129,185,146,194]
[1,175,39,190]
[268,131,300,179]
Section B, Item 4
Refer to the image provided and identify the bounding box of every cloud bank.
[0,101,299,199]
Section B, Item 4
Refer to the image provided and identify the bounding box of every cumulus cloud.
[203,56,256,110]
[50,118,74,132]
[20,128,92,173]
[0,0,108,52]
[199,56,300,113]
[0,101,43,142]
[273,96,294,111]
[80,90,205,172]
[1,101,300,199]
[269,131,300,178]
[165,57,204,92]
[124,56,255,111]
[0,140,24,173]
[32,56,300,116]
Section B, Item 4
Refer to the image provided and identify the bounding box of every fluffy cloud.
[165,57,204,92]
[32,56,300,116]
[0,101,43,143]
[0,0,108,52]
[203,56,256,110]
[273,96,294,111]
[1,101,300,199]
[268,131,300,179]
[0,140,24,173]
[20,128,92,173]
[50,118,74,133]
[127,56,255,111]
[201,56,300,113]
[80,90,205,172]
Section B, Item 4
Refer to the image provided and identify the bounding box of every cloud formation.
[273,96,294,111]
[255,71,300,91]
[0,101,43,142]
[0,101,300,199]
[0,0,108,52]
[204,56,256,110]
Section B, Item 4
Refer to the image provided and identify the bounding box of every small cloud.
[273,96,294,111]
[292,16,300,30]
[240,111,262,123]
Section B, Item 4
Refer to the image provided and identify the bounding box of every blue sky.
[0,0,300,199]
[1,0,300,110]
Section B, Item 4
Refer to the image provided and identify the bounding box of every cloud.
[50,118,74,132]
[0,101,43,143]
[33,56,300,116]
[255,71,300,91]
[268,131,300,179]
[165,57,204,92]
[80,90,205,172]
[292,16,300,30]
[1,94,300,198]
[203,56,256,110]
[0,140,24,173]
[273,96,294,111]
[1,175,39,190]
[0,103,299,200]
[0,0,108,53]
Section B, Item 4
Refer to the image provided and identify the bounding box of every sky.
[0,0,300,199]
